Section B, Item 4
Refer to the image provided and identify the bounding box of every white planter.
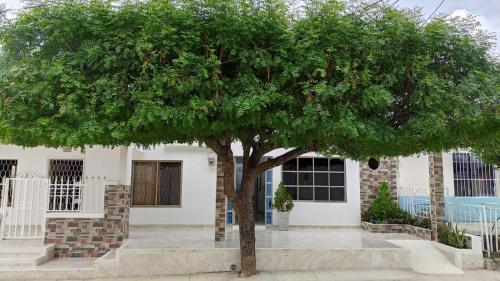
[431,241,484,269]
[277,212,290,231]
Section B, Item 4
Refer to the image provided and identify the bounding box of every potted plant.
[272,182,294,231]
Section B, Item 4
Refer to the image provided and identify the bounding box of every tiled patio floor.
[126,225,421,249]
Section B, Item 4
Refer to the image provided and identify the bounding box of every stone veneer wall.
[429,153,445,241]
[214,159,226,241]
[359,158,398,212]
[44,185,131,258]
[361,221,432,240]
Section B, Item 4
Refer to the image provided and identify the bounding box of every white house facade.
[1,144,498,232]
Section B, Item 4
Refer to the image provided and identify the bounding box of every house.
[0,143,498,237]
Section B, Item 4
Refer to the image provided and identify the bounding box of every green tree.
[0,0,498,276]
[362,181,400,222]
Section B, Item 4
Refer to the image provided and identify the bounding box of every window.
[132,161,182,206]
[48,159,84,211]
[282,157,346,202]
[49,159,84,182]
[453,153,497,197]
[0,159,17,183]
[0,160,18,206]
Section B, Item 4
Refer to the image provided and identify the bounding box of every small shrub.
[438,222,466,249]
[272,182,294,212]
[362,181,399,222]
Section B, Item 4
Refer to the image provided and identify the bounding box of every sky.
[2,0,500,53]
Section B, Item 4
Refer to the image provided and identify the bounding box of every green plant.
[438,222,466,249]
[272,182,294,212]
[362,182,400,222]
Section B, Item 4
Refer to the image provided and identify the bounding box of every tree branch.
[255,141,322,174]
[203,138,225,155]
[249,142,277,167]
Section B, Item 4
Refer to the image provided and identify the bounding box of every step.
[388,240,463,274]
[0,247,47,255]
[106,247,411,277]
[95,249,117,265]
[0,244,54,266]
[0,255,46,267]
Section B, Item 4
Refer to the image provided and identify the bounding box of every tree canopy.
[0,0,498,159]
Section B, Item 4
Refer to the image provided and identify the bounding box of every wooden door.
[132,162,157,205]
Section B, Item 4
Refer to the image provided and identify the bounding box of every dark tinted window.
[314,158,329,171]
[282,157,346,202]
[330,159,344,171]
[299,158,313,171]
[283,159,297,171]
[315,187,329,200]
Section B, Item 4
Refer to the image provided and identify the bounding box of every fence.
[398,186,431,220]
[447,201,500,258]
[0,177,105,239]
[398,186,500,257]
[47,177,105,214]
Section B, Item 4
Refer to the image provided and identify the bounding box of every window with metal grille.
[48,159,84,211]
[453,153,497,197]
[0,160,17,206]
[282,157,346,202]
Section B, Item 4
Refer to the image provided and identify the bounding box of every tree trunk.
[234,177,257,277]
[205,138,316,277]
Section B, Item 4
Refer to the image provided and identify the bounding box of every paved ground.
[19,269,500,281]
[127,225,421,249]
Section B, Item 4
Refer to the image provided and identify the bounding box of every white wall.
[2,143,362,226]
[129,145,362,226]
[442,152,455,196]
[271,154,361,226]
[128,144,217,225]
[398,154,429,190]
[260,150,360,226]
[398,152,457,197]
[0,144,126,183]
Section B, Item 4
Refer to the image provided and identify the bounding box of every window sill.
[131,205,182,208]
[46,212,105,219]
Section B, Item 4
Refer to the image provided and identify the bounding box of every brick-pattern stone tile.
[359,158,398,212]
[44,185,131,258]
[361,221,432,240]
[215,159,226,241]
[429,153,445,241]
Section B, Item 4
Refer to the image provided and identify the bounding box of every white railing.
[0,178,49,239]
[447,201,500,258]
[0,177,106,239]
[47,177,105,214]
[398,186,431,220]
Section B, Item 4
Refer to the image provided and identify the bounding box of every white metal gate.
[0,178,49,239]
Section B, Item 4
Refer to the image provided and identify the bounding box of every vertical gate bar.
[37,179,49,238]
[0,178,8,239]
[482,204,491,258]
[489,207,494,254]
[54,178,62,210]
[13,179,20,238]
[35,178,40,237]
[8,179,14,238]
[495,207,498,252]
[20,179,27,238]
[28,179,34,238]
[67,181,71,211]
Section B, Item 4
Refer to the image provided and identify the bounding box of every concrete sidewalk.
[14,269,500,281]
